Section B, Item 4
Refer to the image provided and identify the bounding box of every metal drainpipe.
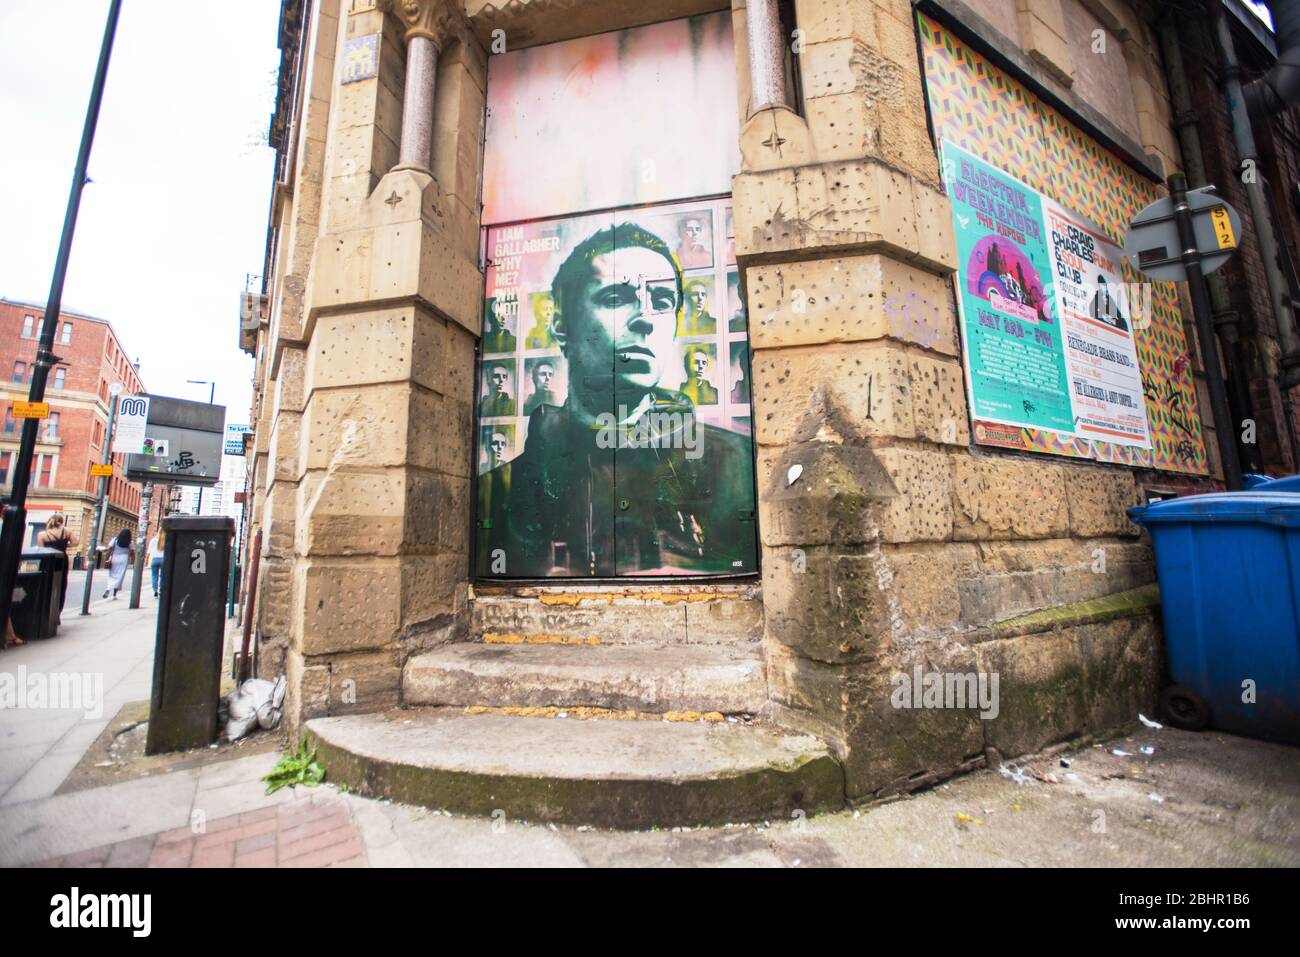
[1159,13,1263,472]
[1214,6,1300,376]
[1245,0,1300,113]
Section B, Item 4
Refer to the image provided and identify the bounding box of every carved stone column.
[745,0,790,115]
[390,0,459,172]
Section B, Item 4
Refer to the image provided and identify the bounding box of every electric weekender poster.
[941,140,1151,453]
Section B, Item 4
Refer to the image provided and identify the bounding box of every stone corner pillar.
[387,0,467,176]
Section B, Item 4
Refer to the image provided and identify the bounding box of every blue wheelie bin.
[1251,473,1300,493]
[1129,491,1300,745]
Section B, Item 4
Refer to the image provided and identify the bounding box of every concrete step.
[471,585,763,645]
[307,708,844,828]
[403,642,766,714]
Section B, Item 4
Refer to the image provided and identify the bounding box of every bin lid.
[1130,491,1300,527]
[1257,474,1300,492]
[20,546,62,558]
[162,515,235,533]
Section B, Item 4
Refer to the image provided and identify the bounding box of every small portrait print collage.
[475,197,752,475]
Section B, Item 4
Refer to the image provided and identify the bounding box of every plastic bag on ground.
[224,676,287,741]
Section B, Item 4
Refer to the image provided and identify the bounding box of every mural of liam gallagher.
[476,208,757,578]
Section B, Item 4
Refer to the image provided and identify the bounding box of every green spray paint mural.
[477,200,756,578]
[475,14,756,579]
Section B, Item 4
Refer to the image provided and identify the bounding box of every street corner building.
[236,0,1300,826]
[1,299,148,562]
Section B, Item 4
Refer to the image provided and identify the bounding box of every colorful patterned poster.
[944,141,1072,435]
[920,11,1207,475]
[475,198,757,579]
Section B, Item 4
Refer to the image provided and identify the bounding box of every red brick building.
[1,297,147,563]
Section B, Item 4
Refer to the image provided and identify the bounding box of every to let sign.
[13,402,48,419]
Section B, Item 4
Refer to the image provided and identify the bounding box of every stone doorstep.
[403,642,766,714]
[473,581,760,598]
[470,590,765,645]
[307,708,845,829]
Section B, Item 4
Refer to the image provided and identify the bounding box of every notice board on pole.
[919,12,1208,476]
[124,395,226,486]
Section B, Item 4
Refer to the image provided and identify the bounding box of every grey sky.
[0,0,281,428]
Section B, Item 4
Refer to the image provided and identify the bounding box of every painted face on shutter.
[560,245,679,397]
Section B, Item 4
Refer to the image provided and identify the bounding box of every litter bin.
[146,515,234,754]
[9,547,64,641]
[1129,491,1300,744]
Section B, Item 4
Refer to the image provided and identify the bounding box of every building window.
[93,419,103,447]
[61,322,72,345]
[0,451,10,483]
[3,407,15,433]
[12,361,25,383]
[44,412,59,440]
[53,368,66,389]
[22,315,34,337]
[41,455,53,488]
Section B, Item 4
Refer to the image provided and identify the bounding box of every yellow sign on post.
[1210,207,1237,250]
[91,464,114,477]
[13,401,48,419]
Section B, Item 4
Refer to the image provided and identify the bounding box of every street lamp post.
[0,0,122,641]
[187,379,215,514]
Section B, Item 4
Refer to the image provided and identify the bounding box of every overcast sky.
[0,0,281,428]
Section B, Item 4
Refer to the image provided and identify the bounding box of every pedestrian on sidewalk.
[102,529,131,600]
[147,528,165,597]
[36,513,77,611]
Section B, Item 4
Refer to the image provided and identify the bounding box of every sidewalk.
[1,570,156,806]
[3,594,1298,867]
[2,716,1298,866]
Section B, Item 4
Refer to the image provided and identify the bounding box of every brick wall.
[0,299,148,558]
[1175,7,1300,474]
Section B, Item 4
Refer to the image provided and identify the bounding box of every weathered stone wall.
[248,0,487,736]
[734,0,1195,799]
[249,0,1199,796]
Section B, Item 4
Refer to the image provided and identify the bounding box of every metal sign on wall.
[224,424,251,456]
[124,395,226,487]
[1124,189,1243,282]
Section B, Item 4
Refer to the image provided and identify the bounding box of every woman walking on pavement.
[36,513,77,612]
[147,528,165,597]
[102,528,132,599]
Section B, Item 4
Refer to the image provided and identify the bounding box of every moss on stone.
[983,584,1160,640]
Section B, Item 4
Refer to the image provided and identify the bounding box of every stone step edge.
[456,705,755,722]
[403,644,767,715]
[472,632,762,646]
[472,584,760,602]
[306,710,845,829]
